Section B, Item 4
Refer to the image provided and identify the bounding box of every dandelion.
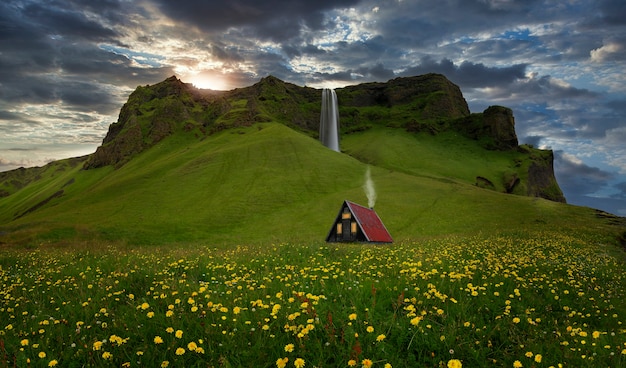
[592,331,601,339]
[513,361,523,368]
[276,357,288,368]
[376,334,386,342]
[175,347,185,355]
[294,357,305,368]
[140,302,150,310]
[20,339,29,346]
[410,316,422,326]
[92,341,103,351]
[48,360,58,367]
[187,342,198,351]
[366,326,374,333]
[154,336,163,344]
[147,311,155,318]
[285,344,295,352]
[175,330,183,339]
[512,317,521,324]
[362,359,373,368]
[348,360,357,366]
[102,352,112,360]
[166,327,174,334]
[525,352,533,358]
[534,354,542,363]
[161,361,169,367]
[349,313,357,320]
[384,364,392,368]
[38,352,46,359]
[447,359,462,368]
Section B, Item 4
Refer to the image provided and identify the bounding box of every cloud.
[590,41,626,62]
[400,57,527,88]
[556,152,614,186]
[150,0,362,41]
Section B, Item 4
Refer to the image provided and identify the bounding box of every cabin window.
[342,212,351,220]
[336,223,342,235]
[351,221,357,234]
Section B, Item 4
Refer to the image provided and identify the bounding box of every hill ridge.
[4,74,612,247]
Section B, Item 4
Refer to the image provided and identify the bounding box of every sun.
[189,74,229,91]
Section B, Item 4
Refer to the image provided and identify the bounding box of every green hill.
[0,75,623,247]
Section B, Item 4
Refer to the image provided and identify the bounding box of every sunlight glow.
[189,75,229,91]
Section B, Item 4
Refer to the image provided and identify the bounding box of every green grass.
[1,117,625,367]
[1,231,624,367]
[0,122,621,247]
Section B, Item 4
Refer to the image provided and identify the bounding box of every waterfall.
[319,88,340,151]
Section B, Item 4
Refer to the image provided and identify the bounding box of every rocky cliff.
[81,74,564,203]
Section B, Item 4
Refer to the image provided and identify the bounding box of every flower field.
[1,231,625,367]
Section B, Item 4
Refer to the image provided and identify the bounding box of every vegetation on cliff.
[0,74,620,247]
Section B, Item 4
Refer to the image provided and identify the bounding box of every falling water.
[319,88,340,151]
[363,166,377,208]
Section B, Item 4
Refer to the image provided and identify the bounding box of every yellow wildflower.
[175,347,185,355]
[38,352,46,359]
[276,357,288,368]
[187,342,198,351]
[534,354,542,363]
[513,361,523,368]
[20,339,29,346]
[348,360,357,366]
[376,334,386,342]
[161,361,169,368]
[175,330,183,339]
[592,331,601,339]
[48,360,58,367]
[362,359,373,368]
[366,326,374,333]
[349,313,357,320]
[294,357,305,368]
[102,352,112,360]
[447,359,462,368]
[285,344,295,352]
[410,316,422,326]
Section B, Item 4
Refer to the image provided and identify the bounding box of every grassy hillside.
[0,122,622,247]
[1,77,625,368]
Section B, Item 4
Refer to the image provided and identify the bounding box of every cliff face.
[526,150,566,202]
[80,74,564,203]
[83,77,227,169]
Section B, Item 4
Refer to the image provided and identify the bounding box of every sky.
[1,0,625,216]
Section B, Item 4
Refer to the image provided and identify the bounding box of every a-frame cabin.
[325,200,393,243]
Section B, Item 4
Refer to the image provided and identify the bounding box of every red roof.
[345,201,393,243]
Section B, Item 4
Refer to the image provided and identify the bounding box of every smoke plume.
[363,166,377,208]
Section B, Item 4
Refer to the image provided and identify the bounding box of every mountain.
[0,74,623,246]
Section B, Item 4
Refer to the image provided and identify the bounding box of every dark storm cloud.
[21,2,120,42]
[615,182,626,197]
[152,0,363,41]
[401,57,527,88]
[555,151,614,191]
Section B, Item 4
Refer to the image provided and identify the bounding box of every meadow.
[1,230,625,367]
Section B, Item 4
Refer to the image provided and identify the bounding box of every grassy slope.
[0,122,620,247]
